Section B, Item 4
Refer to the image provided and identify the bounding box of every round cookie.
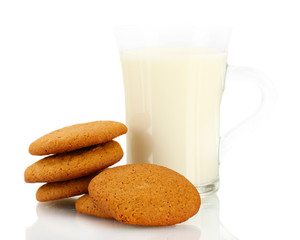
[29,121,127,155]
[25,141,123,183]
[36,172,98,202]
[75,194,112,219]
[88,163,201,226]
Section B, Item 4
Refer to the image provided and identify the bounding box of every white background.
[0,1,299,239]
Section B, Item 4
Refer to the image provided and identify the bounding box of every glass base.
[195,179,219,196]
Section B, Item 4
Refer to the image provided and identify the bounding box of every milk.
[120,48,227,187]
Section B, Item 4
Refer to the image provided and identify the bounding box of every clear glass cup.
[115,25,275,195]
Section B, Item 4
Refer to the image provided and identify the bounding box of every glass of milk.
[115,26,274,195]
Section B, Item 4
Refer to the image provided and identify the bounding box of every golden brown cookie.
[25,141,123,183]
[75,194,112,219]
[29,121,127,155]
[88,163,201,226]
[36,173,98,202]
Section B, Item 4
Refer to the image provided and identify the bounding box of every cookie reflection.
[128,131,153,164]
[127,112,153,164]
[26,194,238,240]
[26,197,82,240]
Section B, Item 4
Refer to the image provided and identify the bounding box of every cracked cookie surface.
[25,141,123,183]
[36,173,98,202]
[88,163,201,226]
[29,121,127,155]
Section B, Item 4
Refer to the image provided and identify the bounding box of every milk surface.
[120,48,227,186]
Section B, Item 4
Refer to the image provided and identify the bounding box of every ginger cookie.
[88,163,201,226]
[25,141,123,183]
[29,121,127,155]
[75,194,112,219]
[36,172,98,202]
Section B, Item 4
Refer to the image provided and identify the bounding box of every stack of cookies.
[25,120,201,226]
[24,121,127,202]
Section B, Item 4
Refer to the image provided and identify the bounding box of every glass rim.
[114,25,232,52]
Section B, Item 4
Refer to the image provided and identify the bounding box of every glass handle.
[220,65,277,159]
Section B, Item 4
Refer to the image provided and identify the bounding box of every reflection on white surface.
[26,194,238,240]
